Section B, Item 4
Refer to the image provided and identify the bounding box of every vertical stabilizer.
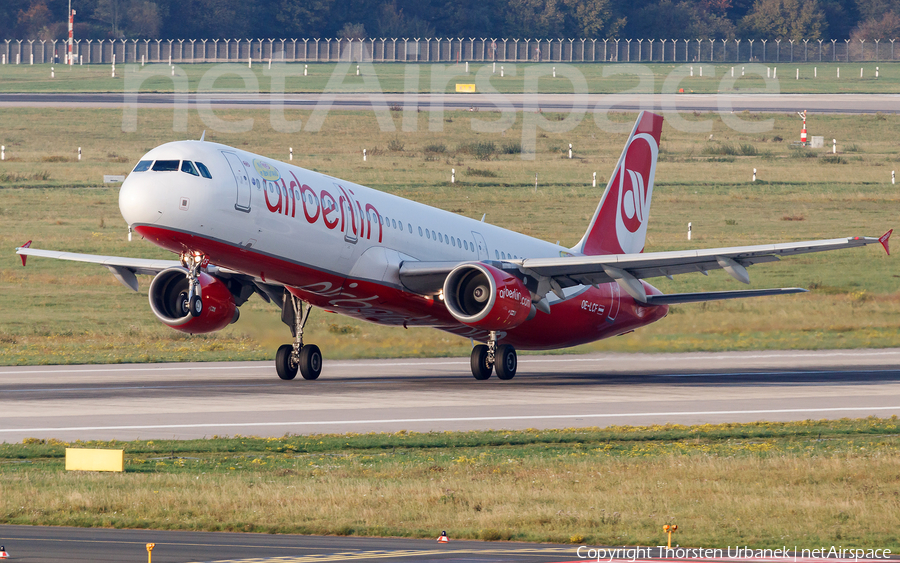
[572,112,664,256]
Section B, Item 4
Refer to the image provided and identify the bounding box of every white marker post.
[1,146,4,161]
[752,168,756,182]
[699,66,703,77]
[837,68,840,78]
[289,147,293,161]
[363,149,367,161]
[500,65,504,77]
[51,66,54,78]
[553,66,556,78]
[171,66,174,76]
[690,66,693,77]
[773,67,776,78]
[78,147,81,161]
[893,171,896,185]
[688,222,692,241]
[876,66,879,78]
[451,169,455,183]
[141,55,144,66]
[268,58,272,69]
[465,61,468,73]
[111,63,115,78]
[492,62,496,74]
[796,68,799,80]
[568,144,573,159]
[304,64,308,76]
[732,67,734,77]
[356,65,359,76]
[742,66,745,76]
[814,67,817,78]
[833,139,836,154]
[592,172,596,188]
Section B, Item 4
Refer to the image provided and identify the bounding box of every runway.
[2,349,899,442]
[1,92,899,113]
[0,525,582,563]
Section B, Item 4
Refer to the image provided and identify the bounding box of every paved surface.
[1,92,899,113]
[0,525,579,562]
[2,349,899,442]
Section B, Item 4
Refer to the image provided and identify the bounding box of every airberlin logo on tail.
[614,133,658,254]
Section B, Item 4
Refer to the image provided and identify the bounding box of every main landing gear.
[179,251,205,318]
[470,331,517,380]
[276,291,322,381]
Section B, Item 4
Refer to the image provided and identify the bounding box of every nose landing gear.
[470,331,517,380]
[180,251,206,318]
[277,290,322,381]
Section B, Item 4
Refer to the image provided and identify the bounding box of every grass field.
[1,62,900,94]
[2,418,899,547]
[0,107,898,365]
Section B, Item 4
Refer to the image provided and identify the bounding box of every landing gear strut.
[179,251,205,318]
[276,290,322,381]
[470,331,517,380]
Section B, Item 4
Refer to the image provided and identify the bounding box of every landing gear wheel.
[275,344,298,380]
[299,344,322,380]
[178,291,190,316]
[470,344,493,380]
[189,294,203,317]
[495,344,517,380]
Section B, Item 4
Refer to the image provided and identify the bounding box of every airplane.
[17,112,892,381]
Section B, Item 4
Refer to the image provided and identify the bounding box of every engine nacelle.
[443,263,533,331]
[149,267,238,334]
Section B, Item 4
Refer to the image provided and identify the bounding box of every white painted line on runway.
[3,405,899,434]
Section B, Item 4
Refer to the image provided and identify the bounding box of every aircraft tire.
[189,295,203,317]
[275,344,298,380]
[470,345,492,380]
[299,344,323,380]
[495,344,517,380]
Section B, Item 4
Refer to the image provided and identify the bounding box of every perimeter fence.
[2,37,899,66]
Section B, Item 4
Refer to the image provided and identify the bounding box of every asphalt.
[0,92,898,113]
[2,350,900,442]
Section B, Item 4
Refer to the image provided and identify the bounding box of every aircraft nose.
[119,174,163,226]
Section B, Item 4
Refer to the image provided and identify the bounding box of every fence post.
[625,38,631,61]
[832,39,837,61]
[775,39,781,61]
[748,39,754,61]
[818,39,823,61]
[845,39,850,61]
[761,39,767,62]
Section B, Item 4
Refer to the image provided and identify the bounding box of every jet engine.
[442,263,533,331]
[148,267,239,334]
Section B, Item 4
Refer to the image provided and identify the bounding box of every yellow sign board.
[66,448,124,472]
[455,83,476,93]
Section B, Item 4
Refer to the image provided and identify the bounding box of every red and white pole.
[67,7,75,65]
[799,110,807,145]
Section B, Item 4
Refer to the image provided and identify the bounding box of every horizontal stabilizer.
[644,287,808,305]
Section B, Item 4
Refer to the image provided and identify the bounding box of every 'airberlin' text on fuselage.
[263,170,383,243]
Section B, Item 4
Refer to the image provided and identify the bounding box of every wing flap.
[645,287,808,305]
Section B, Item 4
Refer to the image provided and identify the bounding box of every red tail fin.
[573,112,664,256]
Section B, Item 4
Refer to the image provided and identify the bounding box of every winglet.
[879,229,892,256]
[19,240,32,266]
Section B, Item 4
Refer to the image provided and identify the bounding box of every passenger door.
[223,152,251,213]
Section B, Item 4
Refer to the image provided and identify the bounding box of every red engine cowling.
[443,263,533,331]
[148,268,239,334]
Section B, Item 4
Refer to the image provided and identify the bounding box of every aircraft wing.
[400,232,891,305]
[15,244,269,296]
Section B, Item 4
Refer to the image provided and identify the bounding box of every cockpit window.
[195,161,212,179]
[181,160,200,176]
[151,160,180,172]
[133,160,152,172]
